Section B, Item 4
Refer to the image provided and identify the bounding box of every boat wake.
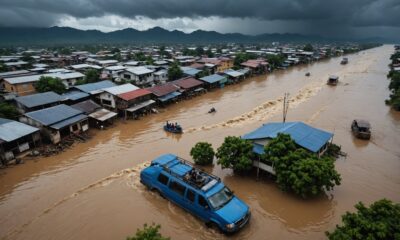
[186,82,324,133]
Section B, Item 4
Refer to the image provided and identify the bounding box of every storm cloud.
[0,0,399,39]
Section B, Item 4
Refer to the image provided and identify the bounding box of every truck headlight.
[226,223,235,229]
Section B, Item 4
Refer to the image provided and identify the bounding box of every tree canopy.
[216,136,254,172]
[326,199,400,240]
[167,61,183,81]
[84,69,100,83]
[190,142,215,165]
[386,65,400,111]
[127,223,169,240]
[264,133,341,198]
[266,54,286,69]
[0,102,19,120]
[35,76,66,94]
[303,43,314,52]
[233,52,257,69]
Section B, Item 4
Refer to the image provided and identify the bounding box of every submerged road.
[0,45,399,240]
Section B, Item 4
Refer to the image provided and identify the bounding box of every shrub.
[190,142,215,165]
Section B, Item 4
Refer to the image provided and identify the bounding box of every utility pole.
[283,92,290,123]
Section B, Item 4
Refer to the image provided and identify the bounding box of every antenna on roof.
[283,92,290,123]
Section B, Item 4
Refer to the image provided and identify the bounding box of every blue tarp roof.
[15,91,61,108]
[158,91,181,102]
[0,118,39,142]
[73,80,116,94]
[199,74,227,84]
[242,122,333,153]
[25,104,85,126]
[61,91,90,101]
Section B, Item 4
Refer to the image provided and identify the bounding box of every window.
[198,195,209,208]
[124,74,131,80]
[169,181,186,196]
[72,124,79,131]
[157,173,169,185]
[186,189,195,203]
[102,99,112,106]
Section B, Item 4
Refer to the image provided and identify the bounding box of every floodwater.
[1,45,399,240]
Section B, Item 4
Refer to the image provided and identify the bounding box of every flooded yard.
[0,45,399,240]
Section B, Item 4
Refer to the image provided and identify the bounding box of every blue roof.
[183,68,201,76]
[15,91,61,108]
[242,122,333,153]
[50,114,87,129]
[73,80,116,94]
[25,104,85,127]
[199,74,227,84]
[0,118,39,142]
[61,91,90,101]
[158,91,181,102]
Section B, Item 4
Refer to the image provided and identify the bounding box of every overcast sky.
[0,0,399,40]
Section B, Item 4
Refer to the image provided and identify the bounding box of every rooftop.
[73,80,116,94]
[118,88,152,101]
[71,100,101,114]
[172,77,204,89]
[0,118,39,142]
[15,91,62,108]
[125,66,154,75]
[147,83,179,97]
[103,83,139,95]
[199,74,226,84]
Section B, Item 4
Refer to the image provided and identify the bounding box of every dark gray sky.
[0,0,399,40]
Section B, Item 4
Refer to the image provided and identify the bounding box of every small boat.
[305,72,311,77]
[351,119,371,140]
[327,75,339,86]
[340,57,348,65]
[208,107,216,113]
[164,123,183,134]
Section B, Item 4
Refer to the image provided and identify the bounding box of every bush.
[326,199,400,240]
[216,136,254,172]
[127,223,169,240]
[0,102,19,120]
[190,142,215,165]
[35,76,66,94]
[264,133,341,198]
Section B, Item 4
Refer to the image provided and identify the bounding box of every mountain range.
[0,26,389,46]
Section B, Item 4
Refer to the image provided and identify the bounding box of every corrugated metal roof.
[158,91,181,102]
[118,88,152,101]
[15,91,62,108]
[50,114,87,130]
[125,66,154,75]
[89,109,117,121]
[242,122,333,153]
[61,91,90,101]
[25,104,84,126]
[73,80,116,94]
[183,68,201,76]
[103,83,139,95]
[71,100,101,114]
[147,83,179,97]
[199,74,227,84]
[224,69,244,78]
[0,118,39,142]
[172,77,203,89]
[126,100,155,112]
[4,71,84,84]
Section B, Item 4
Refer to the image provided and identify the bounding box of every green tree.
[84,69,100,83]
[206,49,214,58]
[35,76,66,94]
[264,133,341,198]
[197,68,210,78]
[195,46,205,56]
[146,56,154,65]
[134,52,147,62]
[167,61,183,81]
[0,62,6,73]
[127,223,169,240]
[303,43,314,52]
[190,142,215,165]
[266,54,285,69]
[326,199,400,240]
[216,136,254,172]
[0,102,19,120]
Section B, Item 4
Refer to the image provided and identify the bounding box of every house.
[4,61,29,70]
[99,84,139,110]
[199,74,228,89]
[70,64,102,73]
[117,89,155,119]
[242,121,334,175]
[3,71,85,96]
[103,65,127,80]
[14,91,62,113]
[147,83,181,104]
[153,69,168,84]
[20,104,89,144]
[181,67,202,77]
[72,80,116,96]
[172,77,205,97]
[60,90,90,105]
[118,67,154,87]
[223,69,245,83]
[96,60,118,67]
[0,118,40,165]
[71,100,117,128]
[240,59,269,74]
[198,57,234,73]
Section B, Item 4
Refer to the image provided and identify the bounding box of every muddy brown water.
[1,45,399,240]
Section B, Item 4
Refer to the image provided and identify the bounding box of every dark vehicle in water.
[140,154,251,233]
[327,75,339,86]
[305,72,311,77]
[208,107,216,113]
[164,122,183,134]
[341,57,348,65]
[351,119,371,140]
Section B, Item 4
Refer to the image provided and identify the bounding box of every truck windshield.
[208,187,233,210]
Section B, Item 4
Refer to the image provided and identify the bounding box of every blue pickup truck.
[140,154,251,233]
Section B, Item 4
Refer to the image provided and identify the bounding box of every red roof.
[173,77,204,89]
[118,89,152,101]
[146,83,179,97]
